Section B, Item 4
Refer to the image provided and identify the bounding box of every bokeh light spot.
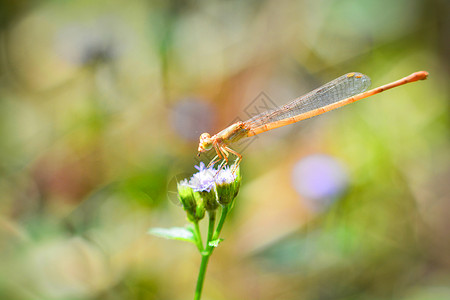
[170,98,215,141]
[292,154,349,212]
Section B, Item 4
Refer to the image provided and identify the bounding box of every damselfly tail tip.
[418,71,429,80]
[406,71,429,83]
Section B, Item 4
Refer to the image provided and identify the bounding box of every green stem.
[194,253,210,300]
[206,210,216,244]
[193,221,203,252]
[212,206,229,241]
[194,211,216,300]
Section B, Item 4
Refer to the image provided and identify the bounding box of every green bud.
[200,190,219,212]
[194,193,206,220]
[178,180,205,222]
[216,166,241,207]
[178,181,195,212]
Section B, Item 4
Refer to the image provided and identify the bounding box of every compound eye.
[200,133,211,141]
[203,142,213,150]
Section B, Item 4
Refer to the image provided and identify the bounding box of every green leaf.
[208,238,224,247]
[148,227,196,244]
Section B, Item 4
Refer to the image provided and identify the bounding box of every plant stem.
[193,221,203,252]
[206,210,216,243]
[194,210,216,300]
[212,205,229,241]
[194,252,210,300]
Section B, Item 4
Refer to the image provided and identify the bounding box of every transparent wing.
[245,73,371,128]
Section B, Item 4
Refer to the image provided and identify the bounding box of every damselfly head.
[198,133,213,153]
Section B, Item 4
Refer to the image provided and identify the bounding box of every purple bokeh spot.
[170,98,215,141]
[55,19,124,65]
[291,154,349,211]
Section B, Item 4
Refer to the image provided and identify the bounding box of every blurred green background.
[0,0,449,299]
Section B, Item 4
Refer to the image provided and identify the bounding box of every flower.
[189,162,216,193]
[177,179,202,221]
[178,162,241,215]
[215,166,236,185]
[215,166,241,206]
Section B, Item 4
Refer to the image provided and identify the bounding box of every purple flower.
[188,162,217,192]
[179,163,241,210]
[194,162,209,173]
[215,166,241,206]
[215,166,237,185]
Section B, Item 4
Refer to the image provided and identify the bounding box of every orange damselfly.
[197,71,428,168]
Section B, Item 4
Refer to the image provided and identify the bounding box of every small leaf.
[208,238,224,247]
[149,227,196,244]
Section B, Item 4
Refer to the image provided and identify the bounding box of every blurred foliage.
[0,0,449,299]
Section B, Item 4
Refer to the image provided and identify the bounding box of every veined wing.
[245,73,371,128]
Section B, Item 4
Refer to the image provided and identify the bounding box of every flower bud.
[178,180,204,221]
[194,192,206,220]
[180,162,241,215]
[216,166,241,206]
[188,162,219,212]
[200,190,219,212]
